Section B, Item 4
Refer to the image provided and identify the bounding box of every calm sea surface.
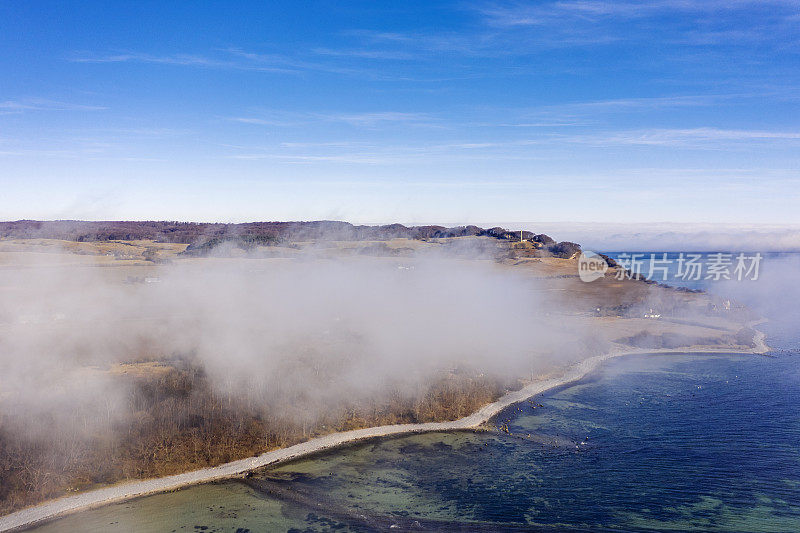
[28,254,800,532]
[30,347,800,532]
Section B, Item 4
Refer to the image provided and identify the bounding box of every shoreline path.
[0,331,769,532]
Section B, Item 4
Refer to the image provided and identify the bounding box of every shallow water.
[30,351,800,532]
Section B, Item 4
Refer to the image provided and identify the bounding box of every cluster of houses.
[124,276,161,284]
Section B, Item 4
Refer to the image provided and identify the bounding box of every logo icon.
[578,251,608,282]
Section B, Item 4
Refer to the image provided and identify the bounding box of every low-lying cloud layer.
[0,247,598,448]
[508,222,800,252]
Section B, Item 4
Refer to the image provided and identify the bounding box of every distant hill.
[0,220,581,258]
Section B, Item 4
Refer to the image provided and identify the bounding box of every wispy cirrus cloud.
[229,110,437,128]
[69,50,300,73]
[311,47,417,60]
[317,111,435,127]
[226,94,737,134]
[218,127,800,166]
[504,95,738,123]
[328,0,799,64]
[481,0,800,26]
[228,117,300,127]
[220,136,548,165]
[477,0,800,48]
[462,93,775,129]
[543,95,731,111]
[0,98,107,114]
[64,1,800,89]
[0,143,108,158]
[69,47,390,78]
[421,127,800,150]
[227,153,393,164]
[342,29,509,57]
[443,94,755,129]
[71,52,223,66]
[560,127,800,147]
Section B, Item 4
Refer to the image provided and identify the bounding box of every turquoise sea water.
[30,348,800,532]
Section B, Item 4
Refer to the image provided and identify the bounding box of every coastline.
[0,333,769,532]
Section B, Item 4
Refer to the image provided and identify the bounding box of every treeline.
[0,220,582,258]
[0,359,515,515]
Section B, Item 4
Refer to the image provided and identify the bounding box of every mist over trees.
[0,246,597,513]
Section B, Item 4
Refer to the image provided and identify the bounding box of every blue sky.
[1,1,799,226]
